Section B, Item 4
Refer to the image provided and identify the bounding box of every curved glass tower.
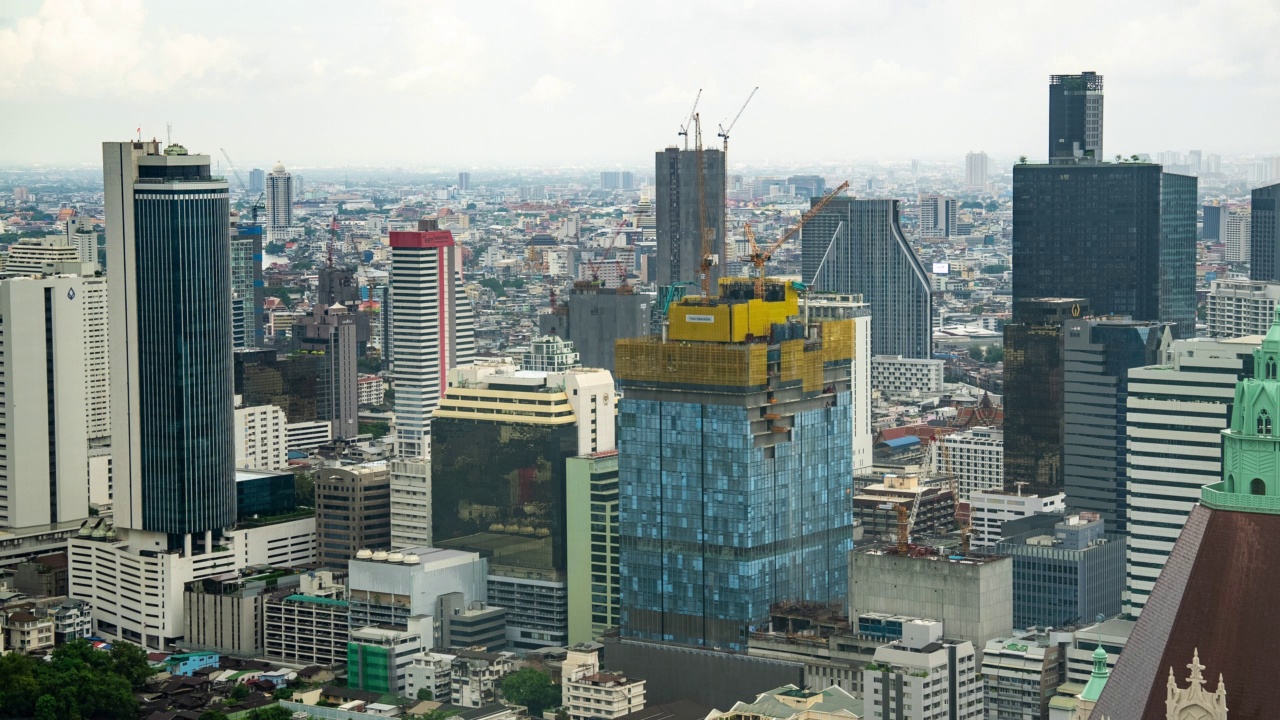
[104,141,235,535]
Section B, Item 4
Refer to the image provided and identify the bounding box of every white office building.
[965,152,989,190]
[265,161,293,241]
[933,427,1003,501]
[66,216,98,269]
[917,193,958,238]
[3,236,84,275]
[390,220,476,457]
[563,646,646,720]
[69,515,315,649]
[286,420,332,453]
[390,457,432,550]
[234,404,288,471]
[968,490,1066,549]
[1125,335,1259,617]
[867,620,983,720]
[0,269,108,528]
[1223,207,1251,263]
[872,355,945,397]
[1206,278,1280,339]
[808,295,873,470]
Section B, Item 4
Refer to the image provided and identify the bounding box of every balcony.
[1201,482,1280,515]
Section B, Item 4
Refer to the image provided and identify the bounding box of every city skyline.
[2,0,1279,167]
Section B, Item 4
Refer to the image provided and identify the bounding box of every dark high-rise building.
[430,364,614,650]
[1048,71,1104,163]
[1249,182,1280,281]
[316,265,371,355]
[104,141,235,535]
[1003,298,1089,494]
[293,305,360,439]
[801,196,932,358]
[537,285,651,373]
[1012,163,1197,337]
[458,171,471,191]
[616,280,854,651]
[230,220,264,349]
[1062,318,1173,533]
[316,462,391,565]
[654,147,725,288]
[1202,203,1224,242]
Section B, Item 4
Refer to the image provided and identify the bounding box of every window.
[1259,409,1273,436]
[1252,478,1267,496]
[1267,357,1276,380]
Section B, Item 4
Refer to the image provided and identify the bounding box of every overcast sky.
[1,0,1277,170]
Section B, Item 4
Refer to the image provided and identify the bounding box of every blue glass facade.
[618,392,853,650]
[133,181,236,533]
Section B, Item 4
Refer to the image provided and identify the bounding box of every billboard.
[932,261,951,275]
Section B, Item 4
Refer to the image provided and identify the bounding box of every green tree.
[34,695,58,720]
[970,305,985,315]
[200,710,230,720]
[359,420,390,439]
[970,346,985,362]
[109,640,156,687]
[294,471,315,506]
[983,345,1004,363]
[501,669,561,717]
[264,286,293,304]
[984,201,999,212]
[479,277,506,297]
[0,652,41,717]
[265,241,286,254]
[230,683,251,701]
[272,686,295,700]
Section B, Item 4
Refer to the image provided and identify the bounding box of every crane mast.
[742,180,850,297]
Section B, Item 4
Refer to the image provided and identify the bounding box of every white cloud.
[521,74,574,105]
[0,0,243,96]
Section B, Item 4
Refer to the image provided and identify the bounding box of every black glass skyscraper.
[1012,162,1197,337]
[1048,72,1104,163]
[1249,182,1280,282]
[801,196,932,358]
[1003,298,1088,494]
[105,141,236,535]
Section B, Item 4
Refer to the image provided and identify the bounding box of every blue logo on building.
[67,288,76,300]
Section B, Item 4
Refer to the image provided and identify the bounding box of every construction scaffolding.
[615,336,769,389]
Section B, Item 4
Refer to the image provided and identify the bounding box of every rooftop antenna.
[166,121,172,146]
[136,126,141,142]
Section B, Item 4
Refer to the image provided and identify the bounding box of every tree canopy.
[500,668,561,717]
[0,639,153,719]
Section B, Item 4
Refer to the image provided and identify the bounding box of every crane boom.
[741,180,850,296]
[718,86,758,146]
[220,148,250,194]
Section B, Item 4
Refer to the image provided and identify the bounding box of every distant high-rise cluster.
[964,151,989,189]
[600,170,635,191]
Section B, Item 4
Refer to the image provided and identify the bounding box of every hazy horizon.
[2,0,1278,169]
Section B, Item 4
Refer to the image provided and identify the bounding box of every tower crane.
[740,181,850,297]
[220,148,265,223]
[694,113,718,299]
[718,87,757,261]
[677,89,702,150]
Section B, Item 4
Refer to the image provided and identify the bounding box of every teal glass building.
[616,280,855,650]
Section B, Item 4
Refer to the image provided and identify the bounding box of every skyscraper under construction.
[617,279,855,650]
